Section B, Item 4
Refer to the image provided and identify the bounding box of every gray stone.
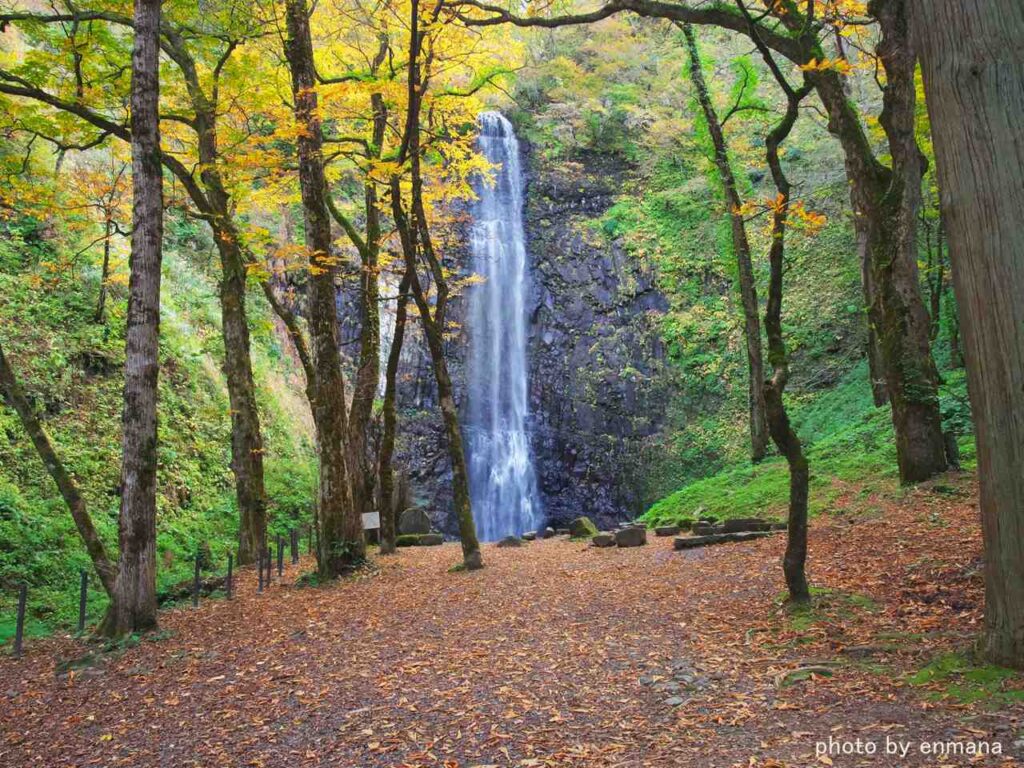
[615,527,647,548]
[663,696,686,707]
[673,531,775,550]
[591,532,615,548]
[399,507,432,536]
[654,525,680,537]
[522,531,537,541]
[692,522,721,536]
[496,536,525,548]
[538,527,556,539]
[721,517,770,533]
[418,533,444,546]
[569,516,599,538]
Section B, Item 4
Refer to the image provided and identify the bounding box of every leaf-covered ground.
[2,474,1020,767]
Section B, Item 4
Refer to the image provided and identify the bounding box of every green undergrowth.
[641,359,974,527]
[0,217,315,643]
[909,651,1024,707]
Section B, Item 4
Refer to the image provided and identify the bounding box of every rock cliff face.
[394,147,674,534]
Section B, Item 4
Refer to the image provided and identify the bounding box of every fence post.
[290,528,299,564]
[192,552,201,608]
[265,546,272,583]
[13,584,27,658]
[226,553,233,600]
[277,536,284,576]
[258,550,264,593]
[78,570,88,634]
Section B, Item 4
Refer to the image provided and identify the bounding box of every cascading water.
[466,111,541,541]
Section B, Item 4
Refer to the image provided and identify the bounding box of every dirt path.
[1,475,1020,766]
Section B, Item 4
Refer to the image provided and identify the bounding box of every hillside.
[0,216,316,639]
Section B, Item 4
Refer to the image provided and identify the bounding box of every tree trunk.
[102,0,163,637]
[283,0,363,577]
[215,230,268,566]
[859,236,890,406]
[95,217,111,323]
[800,3,946,484]
[378,270,411,556]
[682,23,769,463]
[909,0,1024,668]
[0,342,118,598]
[346,93,388,525]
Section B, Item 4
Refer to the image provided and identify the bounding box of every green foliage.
[0,215,314,640]
[909,652,1024,707]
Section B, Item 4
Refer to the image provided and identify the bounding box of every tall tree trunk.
[102,0,163,637]
[95,217,112,323]
[682,23,769,463]
[214,229,267,566]
[909,0,1024,668]
[283,0,363,577]
[859,237,890,406]
[0,342,118,598]
[378,269,412,556]
[346,93,388,524]
[799,4,946,483]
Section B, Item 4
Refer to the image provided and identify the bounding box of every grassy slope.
[0,220,315,640]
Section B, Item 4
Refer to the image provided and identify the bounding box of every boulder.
[522,531,537,541]
[615,527,647,548]
[569,516,599,538]
[399,507,432,536]
[692,522,721,536]
[654,525,680,537]
[673,531,775,550]
[396,534,422,547]
[496,536,525,548]
[591,532,615,548]
[538,527,556,539]
[418,533,444,546]
[673,535,717,550]
[721,518,770,533]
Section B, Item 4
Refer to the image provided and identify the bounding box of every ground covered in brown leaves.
[2,473,1021,767]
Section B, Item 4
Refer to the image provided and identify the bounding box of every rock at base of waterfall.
[615,527,647,548]
[569,516,599,538]
[538,527,556,539]
[591,533,615,548]
[522,531,537,541]
[496,535,525,548]
[399,507,432,536]
[419,533,444,546]
[654,525,680,537]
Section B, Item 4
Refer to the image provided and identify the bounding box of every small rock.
[538,527,556,539]
[522,531,536,541]
[615,527,647,548]
[663,696,686,707]
[654,525,680,537]
[418,533,444,546]
[569,516,599,538]
[399,507,432,536]
[496,536,525,548]
[655,681,681,694]
[591,533,615,548]
[638,675,655,686]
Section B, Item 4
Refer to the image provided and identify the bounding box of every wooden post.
[192,552,201,608]
[13,584,27,658]
[277,536,284,576]
[258,551,264,593]
[265,546,272,583]
[226,553,233,600]
[290,528,299,564]
[78,570,88,634]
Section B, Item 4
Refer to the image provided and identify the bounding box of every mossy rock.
[569,516,599,539]
[396,534,422,547]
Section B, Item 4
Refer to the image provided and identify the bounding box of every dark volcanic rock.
[496,536,525,548]
[591,532,615,548]
[654,525,680,537]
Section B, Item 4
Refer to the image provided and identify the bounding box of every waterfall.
[466,111,541,541]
